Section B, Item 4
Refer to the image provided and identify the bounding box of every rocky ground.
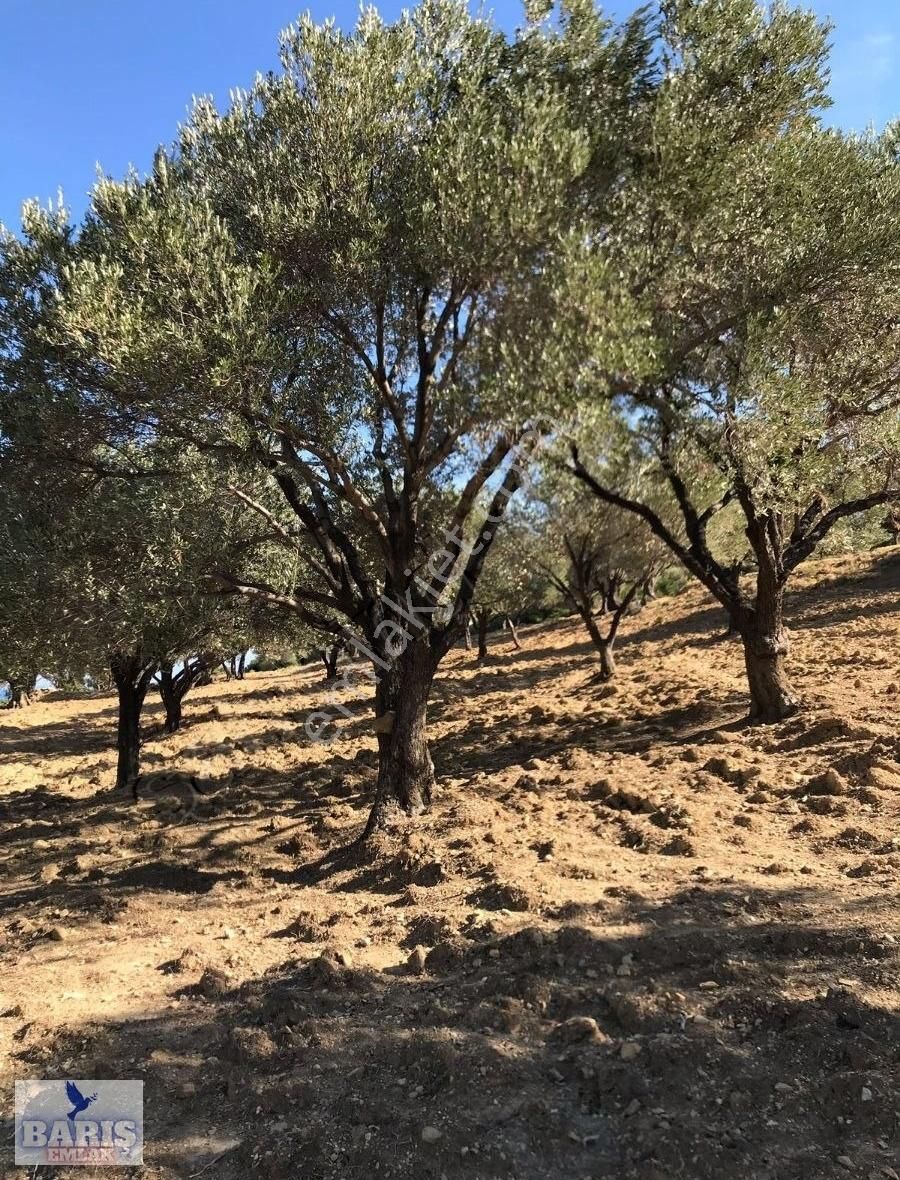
[1,549,899,1180]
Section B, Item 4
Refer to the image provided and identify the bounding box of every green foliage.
[3,0,900,730]
[562,3,900,628]
[0,437,280,685]
[471,509,553,619]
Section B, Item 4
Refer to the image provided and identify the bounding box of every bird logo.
[65,1081,98,1122]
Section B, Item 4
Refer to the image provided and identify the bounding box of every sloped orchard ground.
[0,550,898,1180]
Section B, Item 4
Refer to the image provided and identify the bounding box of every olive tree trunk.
[157,666,183,734]
[475,609,490,662]
[223,651,246,681]
[505,615,522,649]
[364,640,437,835]
[739,570,800,722]
[583,612,616,680]
[321,641,343,682]
[10,682,33,708]
[111,653,154,790]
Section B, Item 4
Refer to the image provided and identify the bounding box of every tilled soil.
[0,550,898,1179]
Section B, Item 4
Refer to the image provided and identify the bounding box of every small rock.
[616,962,633,978]
[698,980,718,991]
[807,767,848,797]
[836,1156,853,1171]
[624,1098,641,1116]
[228,1026,276,1064]
[554,1016,602,1044]
[47,926,66,942]
[198,967,231,999]
[425,943,461,971]
[305,956,345,987]
[805,796,834,815]
[860,1086,873,1103]
[421,1126,442,1144]
[619,1041,642,1062]
[176,1082,196,1098]
[773,1082,793,1094]
[407,946,427,975]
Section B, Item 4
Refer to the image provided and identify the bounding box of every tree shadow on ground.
[1,883,896,1180]
[0,718,114,762]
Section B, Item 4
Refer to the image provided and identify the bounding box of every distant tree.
[469,513,551,660]
[221,652,248,682]
[155,655,216,734]
[539,463,664,679]
[881,508,900,547]
[548,532,656,681]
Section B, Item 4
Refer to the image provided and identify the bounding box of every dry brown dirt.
[1,550,899,1180]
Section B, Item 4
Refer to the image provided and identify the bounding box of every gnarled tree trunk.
[364,639,437,835]
[157,665,183,734]
[157,657,209,734]
[111,652,154,790]
[742,630,798,720]
[10,682,32,708]
[583,612,616,680]
[222,651,246,681]
[738,567,800,722]
[321,641,343,682]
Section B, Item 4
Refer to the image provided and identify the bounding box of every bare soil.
[1,550,899,1180]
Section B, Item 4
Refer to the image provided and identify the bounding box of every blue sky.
[1,0,899,230]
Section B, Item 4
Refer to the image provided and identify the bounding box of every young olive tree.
[42,2,644,830]
[567,1,900,719]
[468,512,551,659]
[542,469,664,680]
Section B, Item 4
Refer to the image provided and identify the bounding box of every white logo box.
[15,1079,144,1166]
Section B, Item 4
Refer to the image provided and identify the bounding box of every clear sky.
[1,0,899,231]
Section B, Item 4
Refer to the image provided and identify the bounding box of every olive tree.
[42,1,644,830]
[542,467,664,680]
[466,513,551,659]
[567,1,900,719]
[0,433,271,785]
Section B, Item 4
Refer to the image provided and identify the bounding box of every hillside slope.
[1,550,899,1179]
